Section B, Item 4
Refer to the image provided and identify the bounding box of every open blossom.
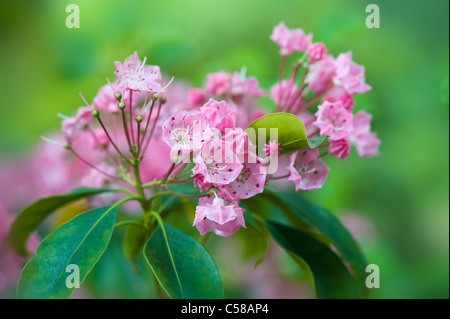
[349,110,380,157]
[192,139,243,186]
[193,197,245,237]
[62,106,93,143]
[218,157,267,201]
[162,110,213,158]
[308,42,328,62]
[206,71,231,96]
[287,148,329,191]
[333,51,371,95]
[200,99,236,134]
[115,51,162,92]
[306,55,336,93]
[270,22,312,56]
[328,138,351,160]
[314,101,353,140]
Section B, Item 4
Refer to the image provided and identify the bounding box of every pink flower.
[264,140,282,159]
[193,197,246,237]
[314,101,353,140]
[333,52,371,95]
[114,51,162,92]
[270,22,312,56]
[200,99,236,134]
[229,72,266,99]
[270,79,303,112]
[306,55,336,93]
[206,71,231,96]
[217,157,267,201]
[161,110,212,158]
[349,111,380,157]
[287,149,329,191]
[328,138,351,160]
[188,88,207,107]
[62,106,93,143]
[192,139,243,186]
[322,93,354,112]
[308,42,328,62]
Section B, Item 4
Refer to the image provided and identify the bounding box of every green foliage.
[143,222,224,299]
[16,205,119,299]
[266,221,359,299]
[246,112,308,153]
[8,188,116,256]
[245,191,369,298]
[122,220,149,273]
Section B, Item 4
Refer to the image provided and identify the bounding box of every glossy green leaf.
[8,188,116,256]
[16,205,118,299]
[122,221,149,274]
[262,191,369,298]
[240,212,269,267]
[308,135,328,148]
[246,112,308,153]
[143,223,224,299]
[266,220,359,299]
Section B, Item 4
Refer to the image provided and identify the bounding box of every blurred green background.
[0,0,448,298]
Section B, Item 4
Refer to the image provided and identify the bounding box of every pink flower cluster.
[266,22,380,190]
[1,23,380,244]
[162,98,268,237]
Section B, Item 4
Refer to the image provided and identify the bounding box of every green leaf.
[8,188,116,256]
[143,223,224,299]
[246,112,308,153]
[308,135,328,148]
[122,220,149,274]
[262,191,369,298]
[16,205,119,299]
[240,212,269,267]
[266,220,359,299]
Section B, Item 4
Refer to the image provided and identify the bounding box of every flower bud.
[114,92,122,101]
[91,109,99,118]
[160,96,167,105]
[118,102,125,110]
[171,155,179,163]
[152,93,159,101]
[135,115,143,123]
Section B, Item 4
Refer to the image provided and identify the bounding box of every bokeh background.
[0,0,448,298]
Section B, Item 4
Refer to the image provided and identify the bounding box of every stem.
[121,107,133,152]
[319,151,329,158]
[114,220,148,230]
[139,100,155,155]
[87,127,120,169]
[160,163,176,184]
[168,175,198,184]
[129,90,136,146]
[162,185,209,199]
[276,56,288,112]
[141,102,162,158]
[68,146,118,180]
[132,160,149,211]
[97,115,131,164]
